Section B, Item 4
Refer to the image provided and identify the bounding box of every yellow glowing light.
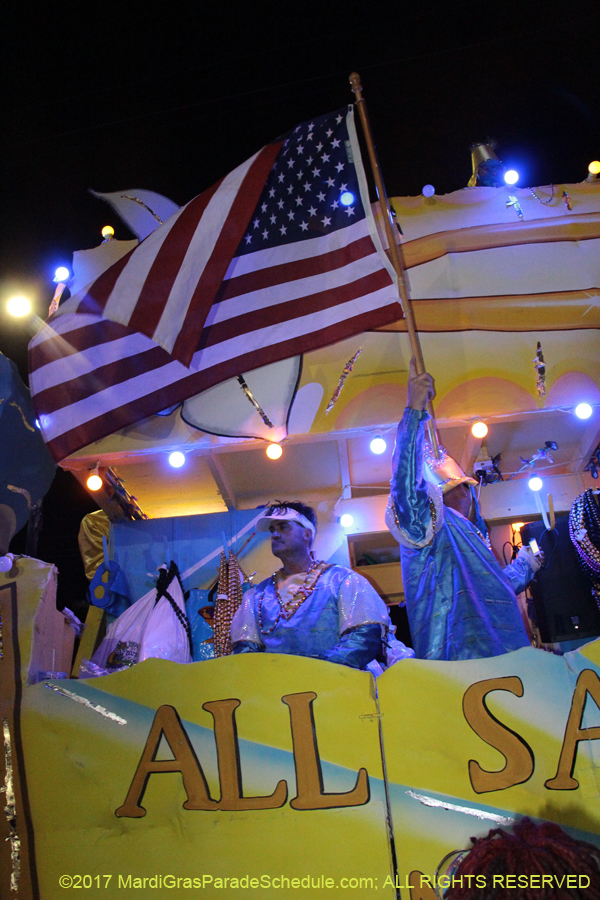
[7,296,32,317]
[101,225,115,239]
[588,161,600,175]
[512,522,525,532]
[266,443,282,459]
[86,473,103,491]
[471,421,488,439]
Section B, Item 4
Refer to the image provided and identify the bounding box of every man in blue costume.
[231,501,403,669]
[386,361,540,661]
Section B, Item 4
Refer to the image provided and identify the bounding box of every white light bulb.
[504,169,519,185]
[575,402,592,419]
[340,513,354,528]
[422,184,435,198]
[471,421,488,439]
[370,436,387,455]
[54,266,70,283]
[169,451,185,468]
[340,191,355,206]
[529,476,543,492]
[266,443,282,460]
[7,296,31,317]
[87,474,102,491]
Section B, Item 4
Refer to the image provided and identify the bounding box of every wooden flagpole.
[349,72,440,457]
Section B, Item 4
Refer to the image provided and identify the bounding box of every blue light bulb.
[340,191,355,206]
[54,266,70,283]
[575,403,592,419]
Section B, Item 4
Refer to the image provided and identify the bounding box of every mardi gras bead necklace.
[569,489,600,607]
[258,560,332,635]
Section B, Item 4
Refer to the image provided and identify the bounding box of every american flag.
[30,106,402,462]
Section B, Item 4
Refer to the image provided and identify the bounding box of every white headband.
[256,507,316,537]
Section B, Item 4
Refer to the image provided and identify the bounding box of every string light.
[422,184,435,198]
[575,403,593,419]
[529,476,543,492]
[101,225,115,240]
[54,266,70,283]
[370,435,387,455]
[340,513,354,527]
[266,443,282,459]
[504,169,519,185]
[168,451,185,468]
[588,161,600,175]
[471,421,488,439]
[87,466,102,491]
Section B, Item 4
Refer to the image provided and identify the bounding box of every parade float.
[2,78,600,899]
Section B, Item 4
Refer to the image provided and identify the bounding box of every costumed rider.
[386,360,541,661]
[231,501,411,669]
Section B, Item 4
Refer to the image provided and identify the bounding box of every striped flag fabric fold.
[30,106,403,462]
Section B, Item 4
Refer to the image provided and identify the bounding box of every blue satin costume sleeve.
[232,623,381,669]
[231,565,390,669]
[502,556,535,595]
[390,408,434,547]
[233,640,263,654]
[323,623,382,668]
[389,408,530,661]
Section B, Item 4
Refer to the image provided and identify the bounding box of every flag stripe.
[126,178,225,335]
[33,240,384,379]
[75,247,138,316]
[199,269,393,348]
[36,344,167,411]
[215,232,375,303]
[221,217,372,280]
[42,298,401,459]
[31,332,157,396]
[34,268,394,413]
[29,319,142,372]
[207,243,386,327]
[170,142,283,364]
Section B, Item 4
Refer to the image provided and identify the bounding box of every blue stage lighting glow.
[575,402,592,419]
[340,191,355,206]
[504,169,519,185]
[528,476,543,491]
[168,451,185,468]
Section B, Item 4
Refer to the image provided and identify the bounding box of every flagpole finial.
[349,72,363,98]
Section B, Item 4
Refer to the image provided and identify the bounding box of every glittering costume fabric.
[387,408,531,661]
[230,565,391,669]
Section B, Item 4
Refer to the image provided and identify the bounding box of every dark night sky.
[2,0,599,377]
[1,0,599,606]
